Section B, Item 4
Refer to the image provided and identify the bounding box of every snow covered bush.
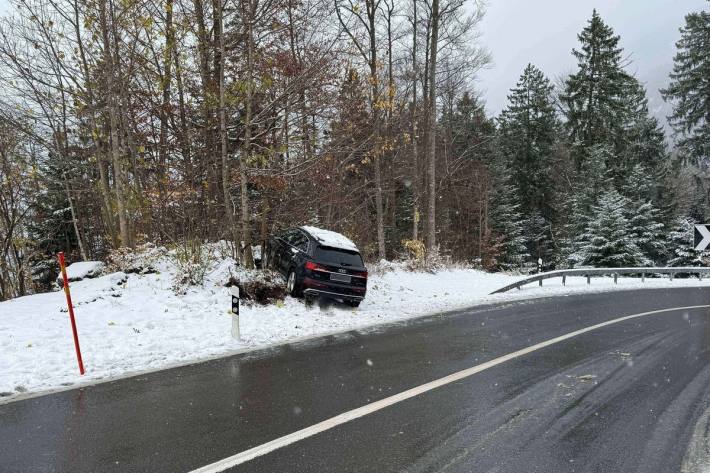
[105,243,167,275]
[171,242,214,294]
[399,241,449,273]
[402,239,426,263]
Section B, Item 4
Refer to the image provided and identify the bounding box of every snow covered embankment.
[1,254,709,400]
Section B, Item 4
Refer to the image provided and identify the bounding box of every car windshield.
[314,246,363,267]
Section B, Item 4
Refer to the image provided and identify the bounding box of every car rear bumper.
[303,288,365,302]
[302,277,366,302]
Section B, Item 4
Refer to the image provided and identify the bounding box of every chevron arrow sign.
[694,225,710,251]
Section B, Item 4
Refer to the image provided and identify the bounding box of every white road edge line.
[189,304,710,473]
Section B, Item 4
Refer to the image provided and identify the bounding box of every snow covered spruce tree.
[621,163,667,265]
[561,10,633,168]
[555,10,676,268]
[498,64,559,218]
[621,82,669,176]
[628,200,666,266]
[561,11,670,183]
[572,191,644,267]
[486,150,529,271]
[662,7,710,166]
[525,211,555,265]
[556,144,612,267]
[497,64,559,259]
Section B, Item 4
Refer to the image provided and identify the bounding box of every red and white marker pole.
[58,252,85,375]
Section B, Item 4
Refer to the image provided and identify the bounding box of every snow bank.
[2,255,709,401]
[301,226,359,252]
[57,261,104,285]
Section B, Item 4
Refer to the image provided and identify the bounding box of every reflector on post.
[230,286,240,340]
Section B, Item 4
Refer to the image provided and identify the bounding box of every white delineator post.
[230,286,240,339]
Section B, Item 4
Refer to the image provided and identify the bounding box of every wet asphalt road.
[3,288,710,473]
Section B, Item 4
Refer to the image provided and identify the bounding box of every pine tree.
[525,210,554,264]
[448,91,497,163]
[625,163,656,202]
[615,80,669,186]
[26,155,80,290]
[573,191,644,267]
[555,145,611,267]
[487,152,529,271]
[623,81,668,168]
[559,9,672,253]
[561,10,633,167]
[667,216,708,266]
[556,192,590,267]
[498,64,559,219]
[580,144,614,204]
[661,8,710,166]
[628,200,665,266]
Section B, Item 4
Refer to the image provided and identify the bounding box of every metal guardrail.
[490,267,710,294]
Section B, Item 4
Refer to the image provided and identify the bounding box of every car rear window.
[314,246,363,267]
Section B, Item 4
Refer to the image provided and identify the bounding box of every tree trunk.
[215,0,238,250]
[411,0,419,241]
[71,0,117,247]
[158,0,174,232]
[367,0,386,260]
[240,0,255,268]
[193,0,216,227]
[64,176,87,260]
[426,0,439,252]
[99,0,130,247]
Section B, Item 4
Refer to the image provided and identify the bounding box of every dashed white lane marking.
[190,304,710,473]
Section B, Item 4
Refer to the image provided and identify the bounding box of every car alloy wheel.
[287,271,296,294]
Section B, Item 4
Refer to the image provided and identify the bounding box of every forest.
[0,0,708,301]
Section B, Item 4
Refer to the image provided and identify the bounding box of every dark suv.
[264,226,368,306]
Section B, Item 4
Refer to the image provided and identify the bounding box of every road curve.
[2,287,710,473]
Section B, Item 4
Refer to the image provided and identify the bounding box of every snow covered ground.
[1,255,709,401]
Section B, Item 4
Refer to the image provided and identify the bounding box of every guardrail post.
[614,273,618,284]
[641,273,645,283]
[539,279,543,287]
[586,275,590,285]
[670,272,674,281]
[699,272,703,281]
[562,275,566,286]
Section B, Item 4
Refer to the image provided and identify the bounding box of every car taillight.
[354,271,368,279]
[305,261,327,272]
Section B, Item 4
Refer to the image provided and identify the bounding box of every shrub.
[105,243,167,275]
[171,242,213,294]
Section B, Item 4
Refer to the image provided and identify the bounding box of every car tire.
[347,300,361,308]
[286,270,302,297]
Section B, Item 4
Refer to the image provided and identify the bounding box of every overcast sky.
[476,0,707,127]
